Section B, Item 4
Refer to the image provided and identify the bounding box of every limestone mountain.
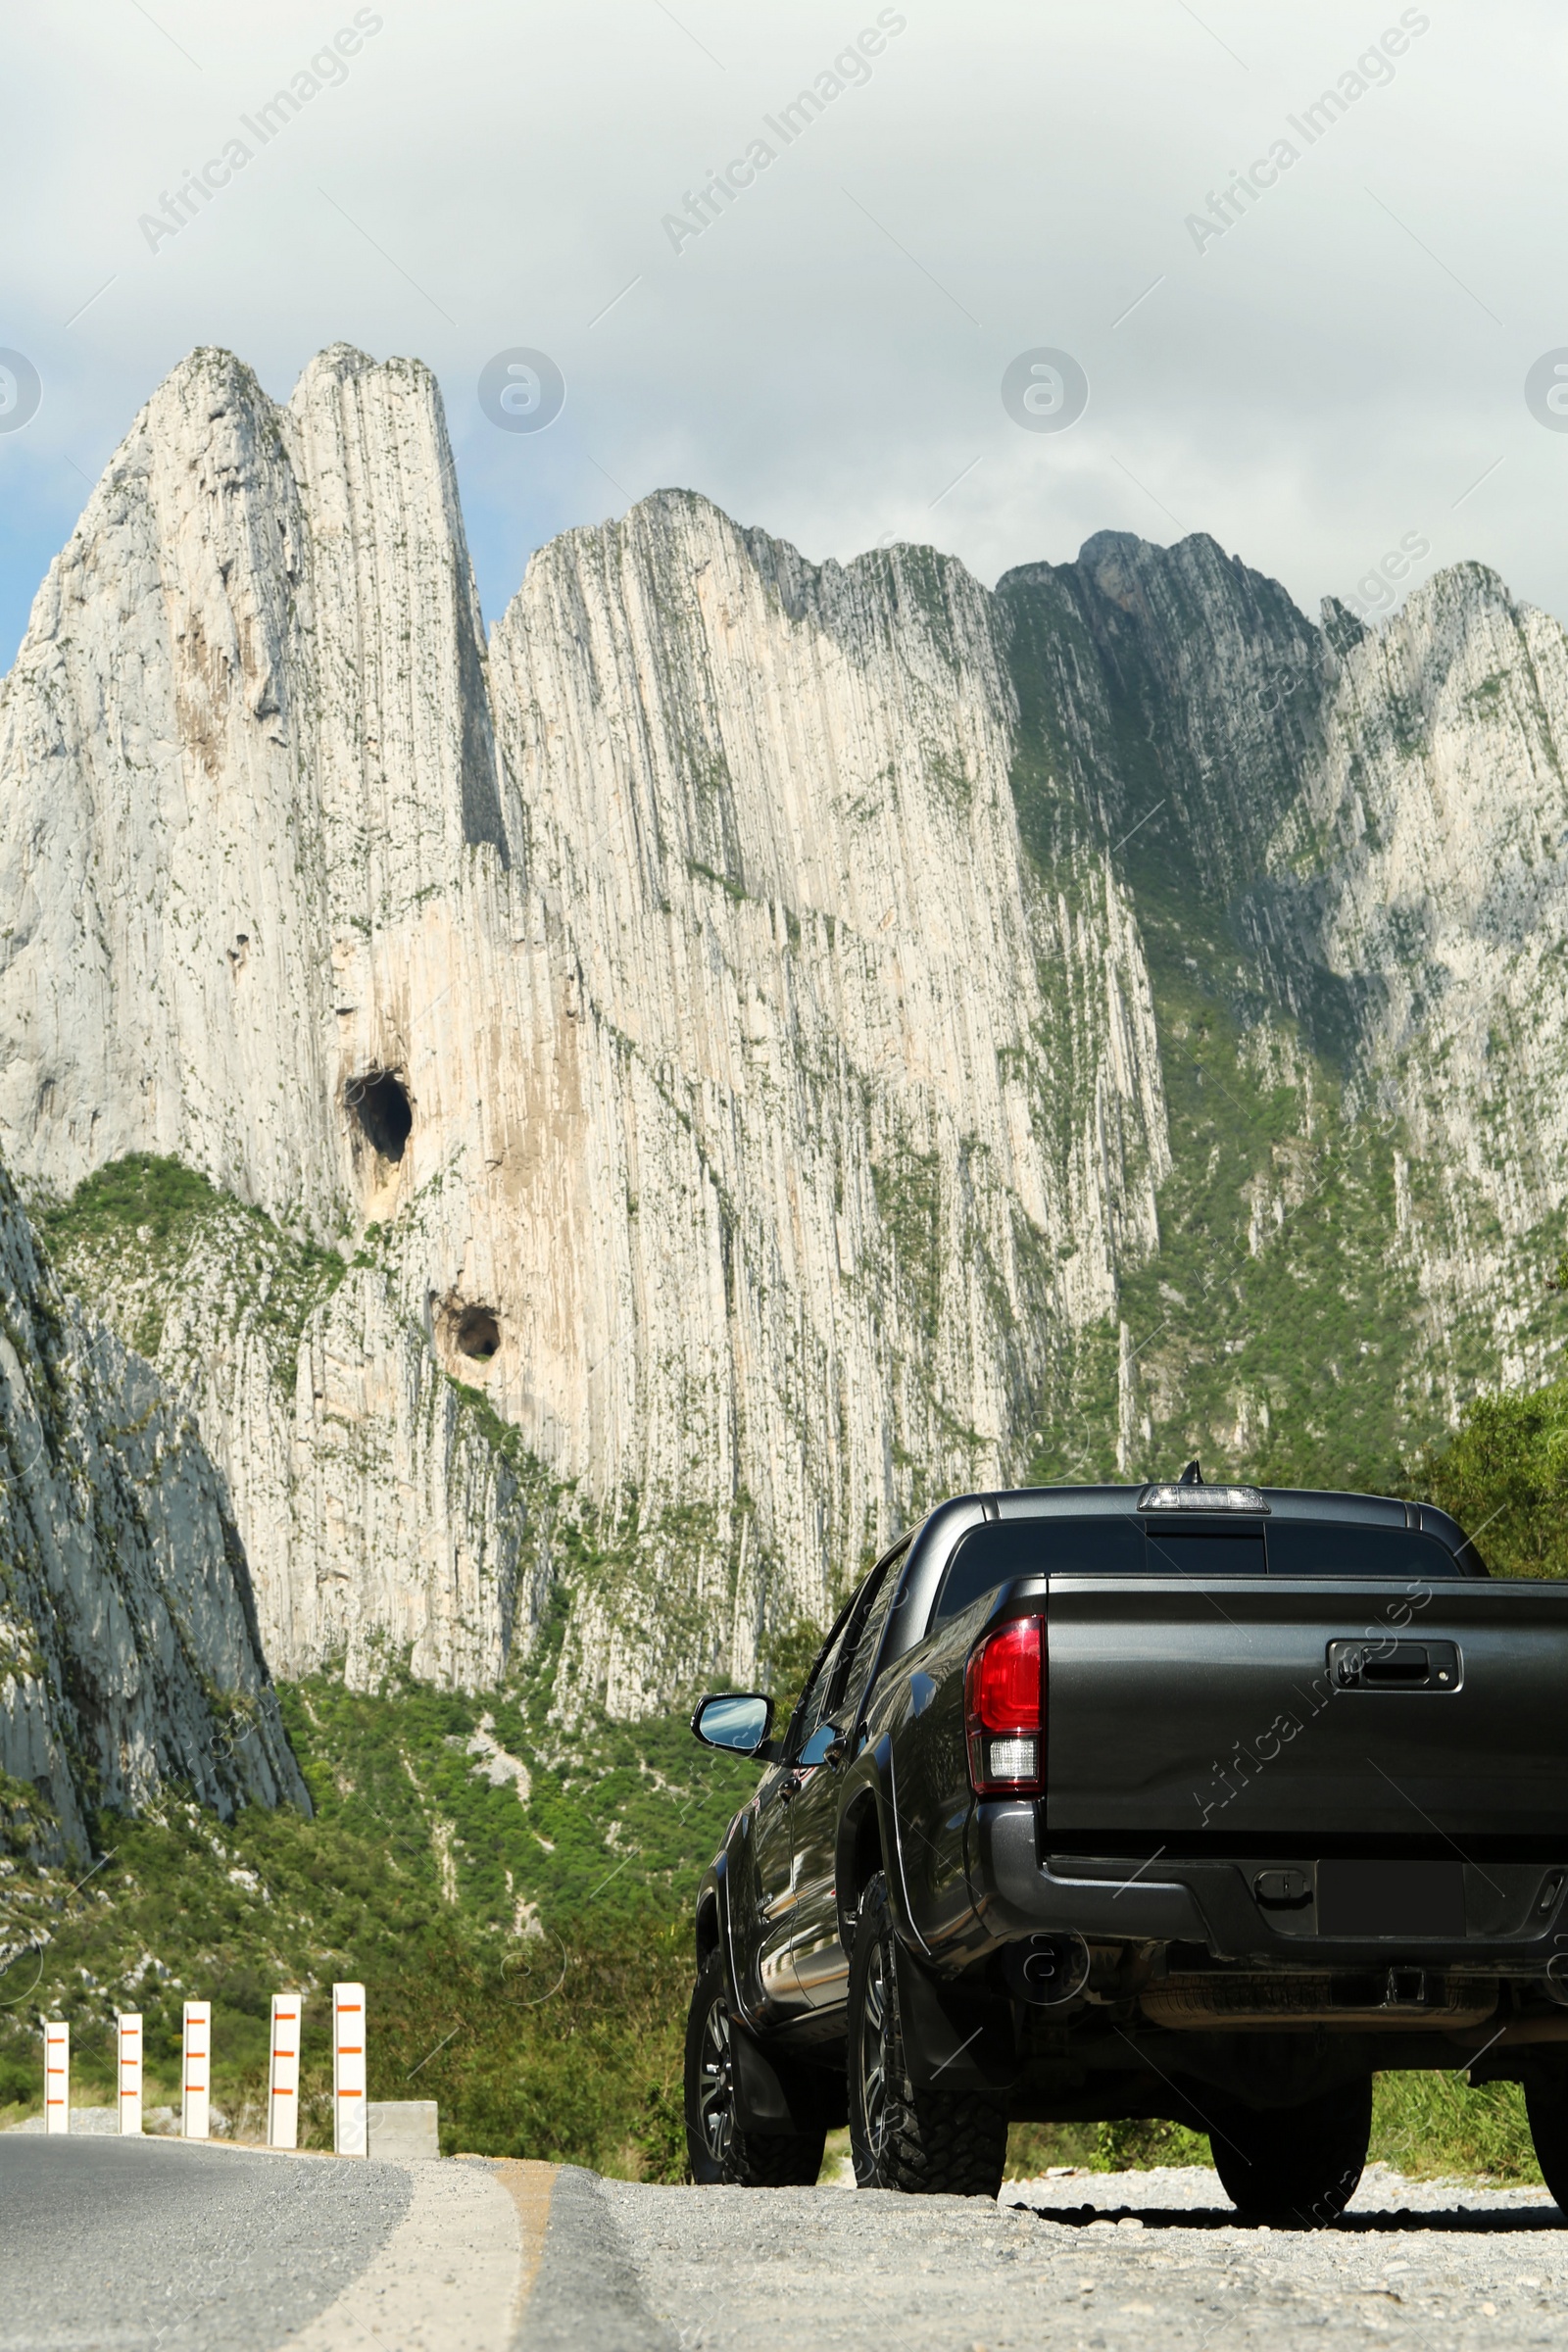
[2,343,1563,1721]
[1003,533,1568,1466]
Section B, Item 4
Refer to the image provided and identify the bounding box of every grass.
[1372,2072,1539,2181]
[1003,2082,1541,2185]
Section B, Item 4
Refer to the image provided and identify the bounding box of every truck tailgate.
[1045,1578,1568,1846]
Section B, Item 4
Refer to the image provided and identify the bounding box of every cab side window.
[831,1542,907,1730]
[787,1605,856,1764]
[785,1541,912,1764]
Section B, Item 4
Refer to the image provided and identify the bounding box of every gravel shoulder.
[601,2161,1568,2352]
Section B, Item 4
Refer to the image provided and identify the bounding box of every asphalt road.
[0,2133,410,2348]
[0,2134,533,2352]
[4,2139,1565,2352]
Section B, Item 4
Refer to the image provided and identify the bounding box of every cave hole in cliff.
[456,1305,501,1361]
[351,1068,412,1162]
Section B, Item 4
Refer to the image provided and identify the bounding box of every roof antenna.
[1177,1459,1203,1486]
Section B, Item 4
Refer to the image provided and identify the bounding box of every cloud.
[0,0,1564,664]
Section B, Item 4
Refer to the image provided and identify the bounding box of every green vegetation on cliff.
[0,1663,754,2172]
[1028,854,1442,1494]
[1420,1373,1568,1579]
[39,1153,347,1377]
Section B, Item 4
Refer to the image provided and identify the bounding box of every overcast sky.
[1,1,1564,666]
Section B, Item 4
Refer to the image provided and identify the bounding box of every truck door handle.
[1328,1639,1461,1690]
[778,1773,803,1801]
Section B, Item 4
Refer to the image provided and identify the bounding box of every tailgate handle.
[1329,1639,1461,1691]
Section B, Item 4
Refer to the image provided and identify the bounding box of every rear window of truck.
[931,1515,1470,1624]
[935,1517,1141,1620]
[1264,1525,1469,1580]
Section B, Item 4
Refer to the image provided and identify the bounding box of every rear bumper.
[969,1803,1568,1970]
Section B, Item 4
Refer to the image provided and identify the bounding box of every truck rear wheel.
[1524,2078,1568,2212]
[682,1951,826,2186]
[1207,2078,1371,2226]
[848,1871,1006,2197]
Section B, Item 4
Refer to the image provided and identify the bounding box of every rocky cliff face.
[2,342,1563,1717]
[40,1163,535,1695]
[0,1161,305,1858]
[1001,537,1568,1474]
[0,347,1168,1709]
[488,499,1167,1703]
[1253,569,1568,1394]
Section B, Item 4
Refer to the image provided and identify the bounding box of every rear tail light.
[964,1614,1046,1796]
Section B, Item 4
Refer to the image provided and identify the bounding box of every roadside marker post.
[43,2020,69,2133]
[117,2013,143,2134]
[269,1991,303,2150]
[332,1982,367,2156]
[182,2000,211,2140]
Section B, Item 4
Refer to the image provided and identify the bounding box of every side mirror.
[691,1691,774,1756]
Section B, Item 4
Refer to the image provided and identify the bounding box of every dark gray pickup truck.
[682,1472,1568,2224]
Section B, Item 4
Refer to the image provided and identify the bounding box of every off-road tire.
[1525,2079,1568,2213]
[847,1871,1006,2196]
[682,1950,826,2186]
[1208,2077,1372,2226]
